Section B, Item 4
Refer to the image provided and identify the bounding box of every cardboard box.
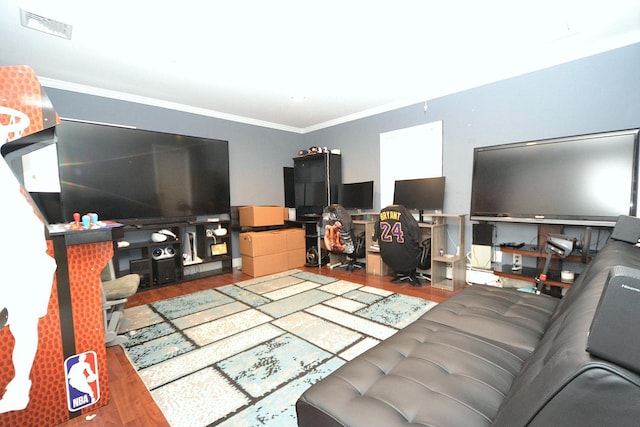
[287,248,306,269]
[366,253,390,276]
[239,206,285,227]
[239,231,287,257]
[283,228,305,250]
[242,253,288,277]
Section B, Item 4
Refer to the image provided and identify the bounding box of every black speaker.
[129,259,149,274]
[153,258,177,285]
[284,166,295,208]
[130,259,150,287]
[305,246,319,267]
[151,246,176,260]
[611,215,640,244]
[587,265,640,373]
[473,223,494,246]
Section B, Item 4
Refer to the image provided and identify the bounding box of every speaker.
[473,223,494,246]
[129,259,150,287]
[305,246,319,267]
[284,166,295,208]
[153,258,177,285]
[151,246,176,260]
[587,265,640,373]
[611,215,640,244]
[129,259,148,274]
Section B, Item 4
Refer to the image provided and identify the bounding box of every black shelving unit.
[293,152,341,261]
[111,219,232,290]
[293,152,342,217]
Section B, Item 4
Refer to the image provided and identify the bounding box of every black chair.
[321,204,363,271]
[374,204,429,286]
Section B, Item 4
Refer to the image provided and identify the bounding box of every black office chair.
[374,204,429,286]
[321,204,363,271]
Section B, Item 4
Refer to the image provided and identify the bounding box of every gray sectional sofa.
[296,225,640,426]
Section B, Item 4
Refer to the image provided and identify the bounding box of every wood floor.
[57,266,459,427]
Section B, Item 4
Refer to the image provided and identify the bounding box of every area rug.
[120,269,437,427]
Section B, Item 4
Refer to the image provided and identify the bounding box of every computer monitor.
[393,176,445,221]
[340,181,374,211]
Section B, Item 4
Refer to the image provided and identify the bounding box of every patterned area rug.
[120,269,437,427]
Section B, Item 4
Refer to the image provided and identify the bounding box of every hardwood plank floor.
[57,266,459,427]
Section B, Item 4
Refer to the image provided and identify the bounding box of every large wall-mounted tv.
[56,120,230,224]
[470,128,639,226]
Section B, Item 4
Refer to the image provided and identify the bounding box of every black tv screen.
[340,180,374,210]
[393,176,445,212]
[56,120,230,224]
[470,128,639,226]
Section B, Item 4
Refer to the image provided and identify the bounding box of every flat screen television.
[340,180,374,211]
[470,128,639,226]
[393,176,446,220]
[55,120,230,225]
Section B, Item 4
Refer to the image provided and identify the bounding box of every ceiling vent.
[20,8,73,40]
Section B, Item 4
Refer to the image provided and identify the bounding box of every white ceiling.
[1,1,639,133]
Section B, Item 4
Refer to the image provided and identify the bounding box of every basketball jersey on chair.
[374,205,421,273]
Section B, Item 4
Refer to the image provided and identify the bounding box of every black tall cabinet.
[293,153,342,217]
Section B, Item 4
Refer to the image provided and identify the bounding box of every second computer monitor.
[393,176,445,214]
[340,180,374,211]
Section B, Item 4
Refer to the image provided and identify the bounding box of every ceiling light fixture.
[20,8,73,40]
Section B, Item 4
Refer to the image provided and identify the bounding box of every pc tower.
[471,223,493,270]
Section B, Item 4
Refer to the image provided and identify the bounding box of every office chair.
[374,204,429,286]
[321,204,363,271]
[101,259,140,346]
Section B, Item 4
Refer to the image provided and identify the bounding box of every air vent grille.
[20,9,73,40]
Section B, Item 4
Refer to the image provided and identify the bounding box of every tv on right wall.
[470,128,639,227]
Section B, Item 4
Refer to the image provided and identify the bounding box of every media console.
[111,219,233,290]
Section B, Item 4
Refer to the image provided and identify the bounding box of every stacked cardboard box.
[240,228,305,277]
[239,205,286,227]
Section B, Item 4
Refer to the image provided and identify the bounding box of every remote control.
[500,242,525,248]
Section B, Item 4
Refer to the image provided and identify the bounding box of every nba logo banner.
[64,351,100,411]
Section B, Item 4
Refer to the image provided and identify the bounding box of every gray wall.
[303,42,640,252]
[46,42,640,257]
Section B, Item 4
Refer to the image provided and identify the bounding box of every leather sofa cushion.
[297,280,559,427]
[298,317,536,427]
[491,241,640,426]
[424,285,559,357]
